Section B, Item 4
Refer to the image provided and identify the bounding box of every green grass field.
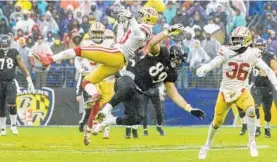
[0,126,276,162]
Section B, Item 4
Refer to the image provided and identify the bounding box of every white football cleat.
[199,145,210,160]
[248,141,258,157]
[11,126,18,135]
[95,105,112,122]
[0,129,7,136]
[103,127,110,139]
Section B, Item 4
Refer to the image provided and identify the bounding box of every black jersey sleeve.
[12,48,19,66]
[165,69,178,83]
[159,47,170,59]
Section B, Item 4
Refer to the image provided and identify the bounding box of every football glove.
[117,8,133,21]
[190,108,206,120]
[26,76,35,92]
[167,24,185,36]
[196,65,208,77]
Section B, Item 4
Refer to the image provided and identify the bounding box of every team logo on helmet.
[16,87,55,126]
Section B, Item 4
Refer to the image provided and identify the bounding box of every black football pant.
[239,86,273,122]
[0,80,17,117]
[109,76,144,126]
[142,85,164,129]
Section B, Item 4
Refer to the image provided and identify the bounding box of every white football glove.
[26,76,35,92]
[196,65,208,77]
[117,8,133,21]
[167,24,185,36]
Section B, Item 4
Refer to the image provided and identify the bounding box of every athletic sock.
[241,116,247,124]
[256,117,260,127]
[265,122,270,129]
[88,101,100,129]
[52,49,76,61]
[0,117,7,130]
[247,116,256,142]
[9,114,17,126]
[132,125,138,129]
[205,123,218,148]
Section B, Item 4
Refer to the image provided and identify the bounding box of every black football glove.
[190,108,206,120]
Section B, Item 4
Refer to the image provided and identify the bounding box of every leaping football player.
[196,26,277,159]
[89,24,206,144]
[35,7,159,114]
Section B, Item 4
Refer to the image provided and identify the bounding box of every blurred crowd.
[1,0,276,88]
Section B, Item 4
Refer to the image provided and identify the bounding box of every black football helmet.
[169,45,187,69]
[0,34,11,51]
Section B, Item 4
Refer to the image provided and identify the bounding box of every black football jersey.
[0,49,19,81]
[251,51,276,87]
[126,47,178,91]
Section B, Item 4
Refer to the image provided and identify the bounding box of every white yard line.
[0,145,269,153]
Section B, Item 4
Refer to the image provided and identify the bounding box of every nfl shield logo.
[16,87,55,126]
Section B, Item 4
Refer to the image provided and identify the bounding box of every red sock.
[87,101,101,128]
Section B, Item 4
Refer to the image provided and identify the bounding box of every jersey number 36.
[149,62,167,83]
[0,58,14,69]
[226,62,250,81]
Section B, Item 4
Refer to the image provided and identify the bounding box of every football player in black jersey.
[238,38,277,138]
[90,24,206,140]
[0,34,34,136]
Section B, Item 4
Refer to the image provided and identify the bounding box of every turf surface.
[0,126,276,162]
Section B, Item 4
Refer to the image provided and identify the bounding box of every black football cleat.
[265,128,271,138]
[132,128,139,139]
[156,126,166,136]
[125,127,131,139]
[239,124,247,135]
[79,122,85,132]
[255,127,261,137]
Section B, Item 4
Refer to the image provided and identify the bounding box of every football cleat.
[143,130,148,136]
[132,129,139,139]
[79,121,85,132]
[125,127,131,139]
[11,125,18,135]
[91,122,99,135]
[265,128,271,138]
[83,129,91,146]
[156,126,166,136]
[255,127,261,137]
[248,140,258,157]
[94,106,112,123]
[0,129,7,136]
[103,127,110,139]
[199,145,210,160]
[239,124,247,135]
[32,52,53,67]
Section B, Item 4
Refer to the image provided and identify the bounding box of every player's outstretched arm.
[16,55,35,91]
[148,24,185,55]
[256,58,277,90]
[165,82,206,119]
[196,55,224,77]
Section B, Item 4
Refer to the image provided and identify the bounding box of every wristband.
[163,30,170,36]
[26,76,32,83]
[184,104,192,112]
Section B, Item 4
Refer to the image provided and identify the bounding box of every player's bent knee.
[212,120,223,129]
[8,104,17,115]
[246,107,255,118]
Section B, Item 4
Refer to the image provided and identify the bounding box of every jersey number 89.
[149,62,167,83]
[0,58,14,69]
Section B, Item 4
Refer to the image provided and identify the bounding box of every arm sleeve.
[129,17,143,36]
[255,58,277,90]
[116,22,124,43]
[74,57,82,70]
[203,55,225,72]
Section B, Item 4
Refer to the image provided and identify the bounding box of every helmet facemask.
[91,31,104,44]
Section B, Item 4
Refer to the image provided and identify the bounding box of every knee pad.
[246,107,255,118]
[9,105,17,115]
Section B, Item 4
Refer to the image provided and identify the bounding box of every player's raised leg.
[199,93,231,160]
